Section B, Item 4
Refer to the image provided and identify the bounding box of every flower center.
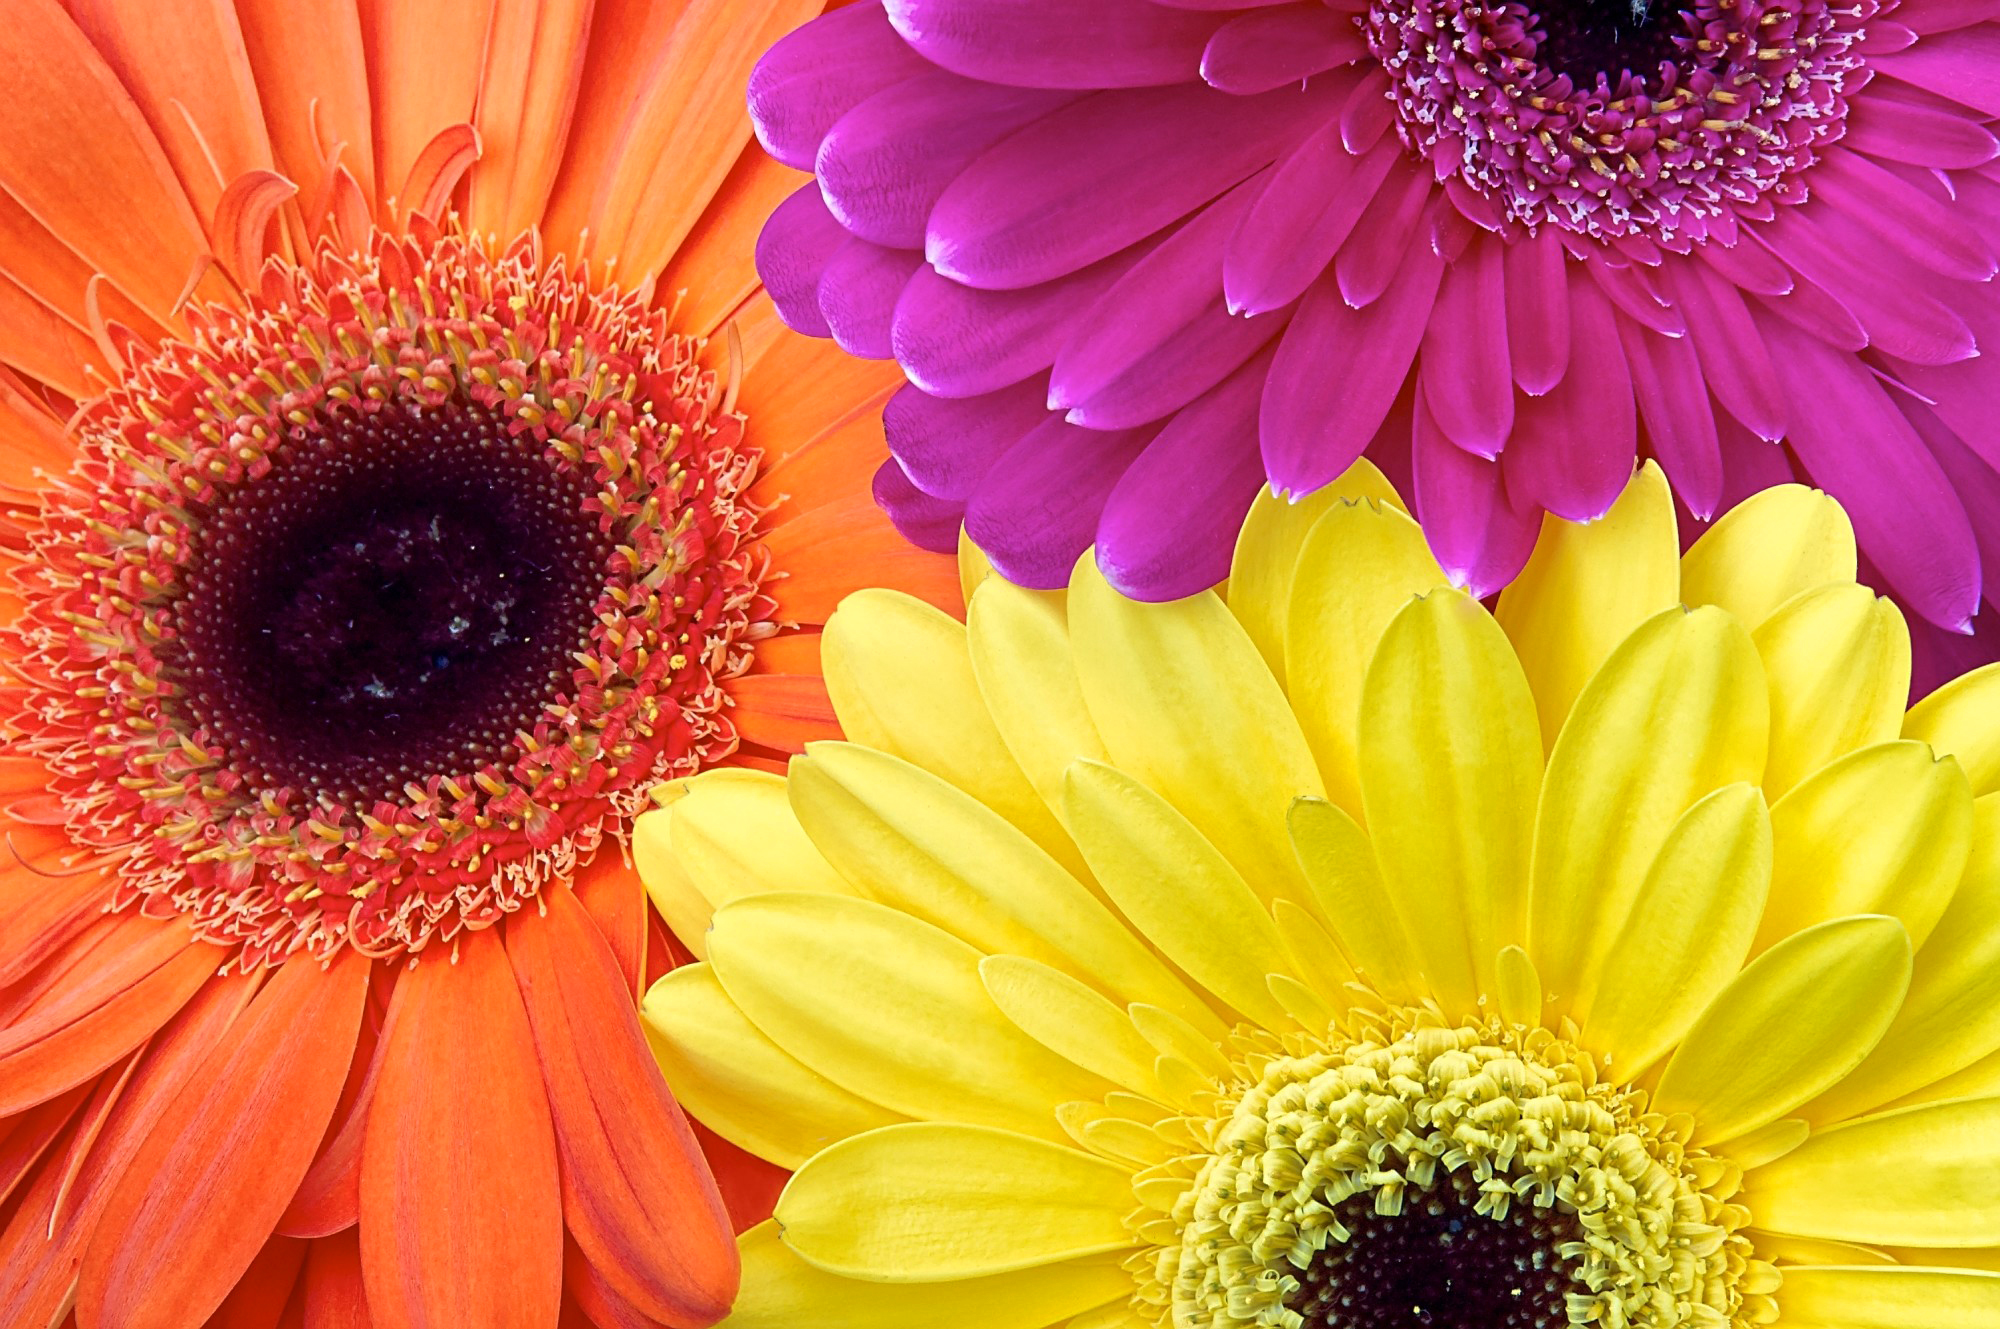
[177,403,611,807]
[11,231,772,962]
[1292,1171,1586,1329]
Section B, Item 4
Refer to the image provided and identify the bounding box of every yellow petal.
[1496,460,1680,752]
[634,768,854,957]
[1808,793,2000,1123]
[1753,584,1911,798]
[1228,463,1404,690]
[1288,798,1425,1004]
[1495,945,1543,1028]
[1357,590,1542,1015]
[959,526,995,605]
[823,588,1083,877]
[1752,1232,1897,1267]
[1069,555,1324,907]
[707,893,1105,1140]
[1776,1267,2000,1327]
[1580,783,1772,1080]
[1528,607,1770,1013]
[1907,663,2000,798]
[1653,915,1911,1144]
[1283,499,1447,822]
[1271,899,1360,1010]
[1062,760,1292,1030]
[788,743,1205,1022]
[979,955,1166,1100]
[1680,483,1857,630]
[1757,741,1973,955]
[778,1123,1137,1280]
[640,965,902,1168]
[723,1220,1132,1329]
[1749,1097,2000,1247]
[965,576,1109,829]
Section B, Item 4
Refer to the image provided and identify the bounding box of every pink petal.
[1200,6,1368,94]
[874,457,968,554]
[963,416,1157,589]
[1504,228,1570,395]
[1847,86,2000,168]
[1619,316,1723,519]
[886,0,1225,88]
[1224,124,1395,316]
[755,184,848,338]
[1813,148,1998,282]
[748,2,930,170]
[885,375,1053,499]
[1665,258,1788,441]
[1333,156,1436,307]
[819,241,924,360]
[1873,26,2000,117]
[1754,207,1977,365]
[1714,412,1799,515]
[1503,277,1635,522]
[1413,392,1540,598]
[1340,67,1395,152]
[1418,234,1512,456]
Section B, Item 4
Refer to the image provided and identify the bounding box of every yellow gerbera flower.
[637,459,2000,1329]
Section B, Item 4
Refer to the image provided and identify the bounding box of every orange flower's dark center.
[10,231,775,963]
[178,404,612,806]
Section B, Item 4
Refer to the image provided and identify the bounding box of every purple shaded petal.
[1907,401,2000,622]
[755,184,848,338]
[928,81,1335,289]
[874,457,967,554]
[1907,600,1998,702]
[819,240,924,359]
[1224,118,1396,316]
[1200,7,1368,94]
[1586,260,1684,338]
[1413,393,1540,598]
[1504,228,1570,395]
[1260,237,1443,495]
[1760,312,1981,631]
[1884,277,2000,472]
[884,0,1224,88]
[1714,413,1798,516]
[963,416,1157,589]
[1333,158,1435,307]
[1619,316,1723,520]
[748,2,930,170]
[1504,277,1635,522]
[1846,87,2000,168]
[892,242,1149,397]
[1149,0,1307,9]
[819,71,1076,250]
[1754,207,1976,366]
[1874,26,2000,117]
[884,375,1052,499]
[1340,67,1396,152]
[1812,149,1998,282]
[1419,234,1512,456]
[1665,258,1788,441]
[1904,0,2000,35]
[1752,274,1866,353]
[1094,347,1274,600]
[1694,233,1792,297]
[1068,300,1290,429]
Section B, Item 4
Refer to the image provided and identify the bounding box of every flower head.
[641,458,2000,1329]
[748,0,2000,684]
[0,4,958,1326]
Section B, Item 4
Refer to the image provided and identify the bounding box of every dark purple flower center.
[1534,0,1682,82]
[1291,1174,1587,1329]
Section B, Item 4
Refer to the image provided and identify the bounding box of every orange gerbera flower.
[0,4,955,1327]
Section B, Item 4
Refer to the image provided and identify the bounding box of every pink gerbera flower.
[749,0,2000,685]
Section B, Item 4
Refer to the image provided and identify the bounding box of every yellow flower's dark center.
[1293,1172,1585,1329]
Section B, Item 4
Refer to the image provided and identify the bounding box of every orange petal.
[0,866,114,989]
[570,855,647,1001]
[747,411,891,526]
[356,0,491,219]
[506,886,737,1329]
[687,1118,788,1236]
[303,1227,371,1329]
[0,972,253,1327]
[657,148,804,340]
[359,929,562,1329]
[722,674,841,753]
[78,948,369,1329]
[761,492,965,626]
[0,368,71,491]
[467,0,593,240]
[0,267,105,399]
[734,301,905,473]
[0,917,222,1116]
[203,1234,309,1329]
[399,123,481,226]
[214,170,299,290]
[278,978,386,1238]
[0,0,207,327]
[235,0,376,209]
[564,1233,672,1329]
[0,1081,90,1208]
[741,629,822,678]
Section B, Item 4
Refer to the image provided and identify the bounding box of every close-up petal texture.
[750,0,2000,688]
[641,458,2000,1329]
[0,4,960,1327]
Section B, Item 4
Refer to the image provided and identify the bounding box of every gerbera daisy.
[0,4,957,1327]
[746,0,2000,668]
[640,458,2000,1329]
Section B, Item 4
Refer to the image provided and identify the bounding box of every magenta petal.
[1148,0,1310,10]
[747,2,930,171]
[928,81,1332,290]
[1845,89,2000,169]
[885,0,1225,88]
[884,375,1052,499]
[1340,67,1395,152]
[1587,261,1684,338]
[1094,349,1274,600]
[1694,235,1792,298]
[755,184,848,338]
[1419,235,1512,456]
[1504,228,1570,396]
[1907,601,1999,702]
[1752,275,1867,353]
[1753,208,1976,366]
[818,71,1076,250]
[1760,313,1982,631]
[1224,124,1396,316]
[1665,258,1788,441]
[1333,160,1435,307]
[1260,239,1443,495]
[1503,277,1635,522]
[963,416,1157,590]
[893,243,1148,397]
[874,457,967,555]
[819,241,924,360]
[1200,6,1369,94]
[1714,413,1798,515]
[1619,317,1723,520]
[1413,393,1540,598]
[1068,301,1289,429]
[1906,402,2000,622]
[1873,26,2000,117]
[1903,0,2000,35]
[1813,149,1997,282]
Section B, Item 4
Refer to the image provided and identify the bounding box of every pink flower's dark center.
[1363,0,1868,241]
[177,404,612,807]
